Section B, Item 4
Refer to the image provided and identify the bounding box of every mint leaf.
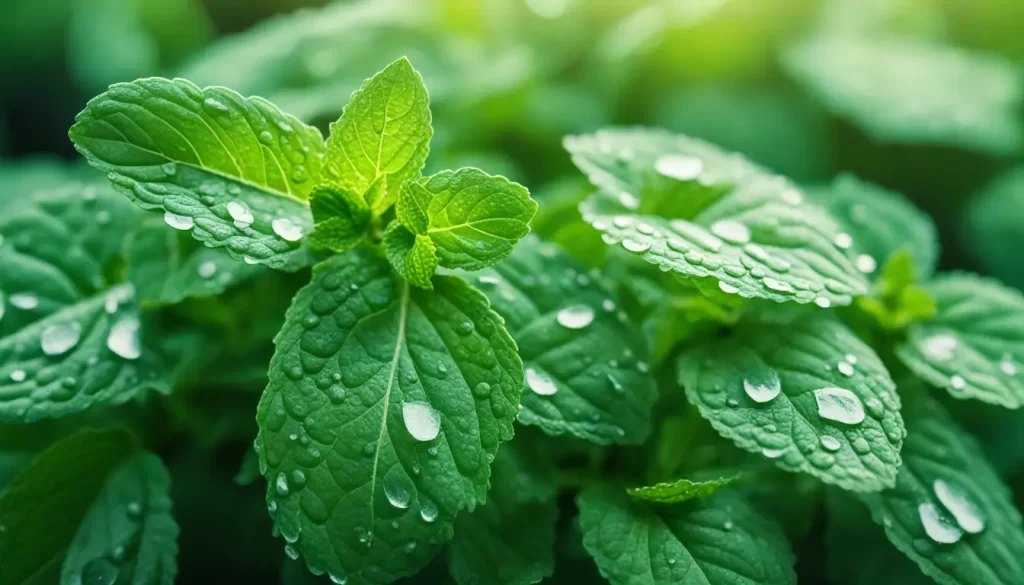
[679,316,904,491]
[308,183,371,252]
[784,36,1023,155]
[255,247,522,584]
[896,273,1024,408]
[69,77,325,271]
[383,222,439,290]
[810,174,939,280]
[471,236,657,444]
[566,129,867,306]
[578,487,796,585]
[0,427,139,584]
[126,217,264,305]
[60,452,179,585]
[447,441,557,585]
[396,180,432,235]
[965,166,1024,291]
[627,475,739,505]
[857,395,1024,584]
[324,57,432,207]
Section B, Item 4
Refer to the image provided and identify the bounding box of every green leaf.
[414,168,537,271]
[896,273,1024,408]
[965,166,1024,290]
[565,129,867,306]
[69,77,325,271]
[809,174,938,280]
[1,185,171,423]
[783,36,1024,155]
[255,247,522,585]
[383,222,439,290]
[627,475,740,505]
[857,395,1024,584]
[855,250,937,331]
[679,315,905,491]
[470,236,657,444]
[60,452,179,585]
[0,427,139,585]
[577,487,796,585]
[126,217,264,305]
[234,446,261,487]
[308,183,371,252]
[324,57,432,207]
[447,441,557,585]
[397,181,432,236]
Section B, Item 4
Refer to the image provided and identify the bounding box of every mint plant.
[2,50,1024,585]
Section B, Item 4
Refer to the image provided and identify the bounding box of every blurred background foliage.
[4,0,1024,582]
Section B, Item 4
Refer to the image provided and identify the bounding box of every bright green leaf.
[578,487,796,585]
[627,475,740,505]
[308,183,371,252]
[784,36,1023,155]
[566,129,867,306]
[897,273,1024,408]
[470,236,657,444]
[60,452,179,585]
[255,247,522,585]
[856,250,937,331]
[383,222,439,290]
[679,316,905,491]
[857,395,1024,584]
[397,181,432,236]
[324,57,432,207]
[69,77,324,271]
[964,166,1024,291]
[417,168,537,271]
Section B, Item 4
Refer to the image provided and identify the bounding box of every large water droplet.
[921,333,957,362]
[272,218,304,242]
[198,261,217,278]
[762,447,786,458]
[813,387,865,425]
[276,472,290,495]
[384,477,410,509]
[837,361,855,377]
[833,233,853,249]
[856,254,877,274]
[820,435,842,452]
[9,293,39,310]
[164,211,194,230]
[41,322,82,356]
[420,499,438,523]
[107,316,141,360]
[203,97,231,114]
[622,239,651,253]
[402,401,441,442]
[710,220,751,245]
[1000,354,1017,376]
[79,557,120,585]
[719,281,740,294]
[227,201,254,229]
[557,305,594,329]
[654,155,703,181]
[918,502,963,544]
[743,368,781,403]
[10,370,26,382]
[526,368,558,396]
[763,277,795,293]
[934,479,984,534]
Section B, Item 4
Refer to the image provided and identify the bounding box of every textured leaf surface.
[126,218,263,305]
[809,174,938,280]
[784,36,1023,155]
[255,247,522,585]
[447,442,557,585]
[857,396,1024,585]
[578,487,795,585]
[412,169,536,271]
[69,77,324,270]
[471,236,657,444]
[324,57,431,206]
[627,475,739,505]
[896,273,1024,408]
[679,316,904,491]
[0,185,170,422]
[566,129,867,306]
[61,452,179,585]
[383,222,438,290]
[308,183,371,252]
[0,427,138,585]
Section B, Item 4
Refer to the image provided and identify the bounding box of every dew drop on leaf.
[837,361,855,377]
[197,261,217,278]
[621,239,651,253]
[9,292,39,310]
[272,218,304,241]
[951,375,966,390]
[719,281,740,294]
[227,201,254,229]
[9,370,26,382]
[654,154,703,181]
[856,254,877,274]
[743,368,781,403]
[526,368,558,396]
[833,232,853,249]
[107,316,141,360]
[813,387,865,425]
[820,435,842,451]
[40,321,82,356]
[420,499,438,523]
[163,211,194,231]
[276,472,290,495]
[557,304,595,329]
[918,502,963,544]
[933,479,985,534]
[402,401,441,442]
[710,220,751,245]
[384,477,410,509]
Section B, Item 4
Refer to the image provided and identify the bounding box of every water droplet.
[607,374,624,393]
[291,469,307,489]
[918,502,963,544]
[762,447,786,458]
[723,521,734,530]
[243,255,259,265]
[743,368,781,403]
[458,321,474,335]
[437,362,448,376]
[329,574,348,585]
[10,293,38,310]
[107,316,141,360]
[10,370,26,382]
[833,233,853,249]
[161,162,177,176]
[622,239,651,253]
[813,387,865,425]
[710,220,751,244]
[921,333,957,362]
[856,254,877,274]
[934,479,984,534]
[719,281,740,294]
[403,401,441,441]
[526,368,558,396]
[41,322,82,356]
[420,500,438,523]
[1001,354,1017,376]
[204,97,230,113]
[557,305,595,329]
[951,375,966,390]
[618,191,640,209]
[820,435,842,451]
[473,382,491,398]
[164,211,194,230]
[272,218,304,241]
[601,299,616,312]
[259,130,274,144]
[277,120,294,133]
[780,188,803,205]
[276,472,290,495]
[227,201,254,229]
[198,261,217,278]
[763,277,794,293]
[384,478,410,509]
[655,154,703,181]
[837,362,855,377]
[79,558,120,585]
